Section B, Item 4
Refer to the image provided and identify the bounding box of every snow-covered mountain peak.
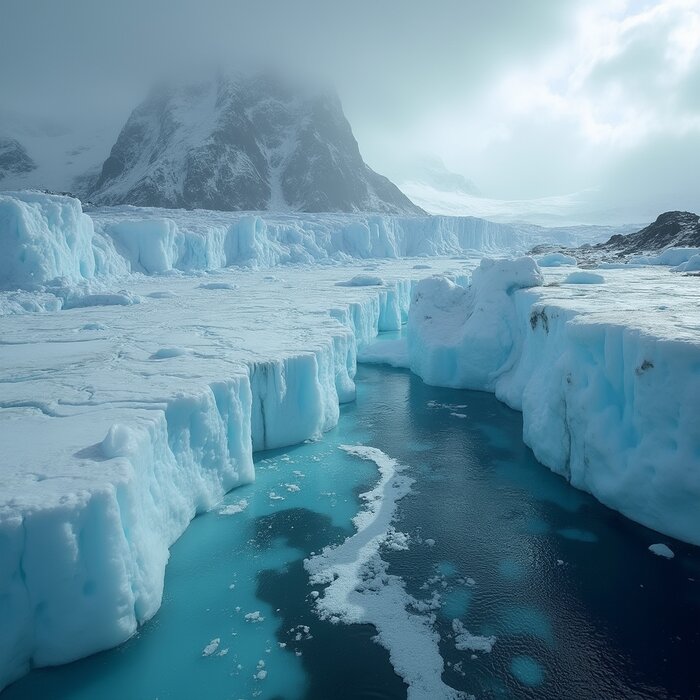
[88,74,422,214]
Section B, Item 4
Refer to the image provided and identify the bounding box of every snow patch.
[563,271,605,284]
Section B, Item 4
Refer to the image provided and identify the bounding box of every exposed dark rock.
[0,137,36,180]
[89,74,423,215]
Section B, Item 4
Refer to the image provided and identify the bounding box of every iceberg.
[407,259,700,546]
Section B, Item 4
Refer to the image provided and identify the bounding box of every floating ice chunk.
[244,611,265,623]
[424,538,436,547]
[284,483,301,492]
[269,492,285,501]
[452,619,496,653]
[383,527,410,551]
[219,499,248,515]
[202,638,220,656]
[562,271,605,284]
[649,543,675,559]
[335,274,385,287]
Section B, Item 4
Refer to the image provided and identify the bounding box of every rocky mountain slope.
[0,137,36,181]
[597,211,700,255]
[530,210,700,266]
[87,74,423,215]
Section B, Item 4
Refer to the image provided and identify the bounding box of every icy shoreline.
[1,191,699,691]
[405,259,700,547]
[0,267,433,690]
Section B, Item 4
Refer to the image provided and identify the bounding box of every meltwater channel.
[5,363,700,699]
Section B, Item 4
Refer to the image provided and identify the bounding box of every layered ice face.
[0,191,528,299]
[406,258,700,546]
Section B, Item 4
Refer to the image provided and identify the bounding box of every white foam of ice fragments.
[649,543,675,559]
[305,445,469,700]
[452,619,497,653]
[219,499,249,515]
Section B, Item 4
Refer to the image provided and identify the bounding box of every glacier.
[0,191,529,296]
[406,258,700,546]
[1,190,699,691]
[0,192,490,690]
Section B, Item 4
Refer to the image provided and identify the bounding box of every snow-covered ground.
[1,191,699,691]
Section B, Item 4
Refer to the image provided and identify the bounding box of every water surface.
[6,365,699,699]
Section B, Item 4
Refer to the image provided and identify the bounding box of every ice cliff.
[408,258,700,546]
[0,191,526,298]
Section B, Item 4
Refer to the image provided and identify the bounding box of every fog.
[1,0,699,221]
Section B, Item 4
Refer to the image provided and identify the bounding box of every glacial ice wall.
[407,259,700,545]
[0,191,526,293]
[0,191,97,289]
[0,269,412,691]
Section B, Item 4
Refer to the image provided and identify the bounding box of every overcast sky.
[1,0,698,218]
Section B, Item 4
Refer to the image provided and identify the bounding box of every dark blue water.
[5,364,700,699]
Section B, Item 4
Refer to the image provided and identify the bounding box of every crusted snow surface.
[408,259,700,545]
[0,225,473,690]
[305,446,468,700]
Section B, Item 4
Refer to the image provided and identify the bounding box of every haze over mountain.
[85,74,421,214]
[1,0,699,223]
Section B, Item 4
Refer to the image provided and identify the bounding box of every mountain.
[0,110,119,194]
[0,137,36,181]
[87,74,423,215]
[389,155,479,196]
[598,211,700,255]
